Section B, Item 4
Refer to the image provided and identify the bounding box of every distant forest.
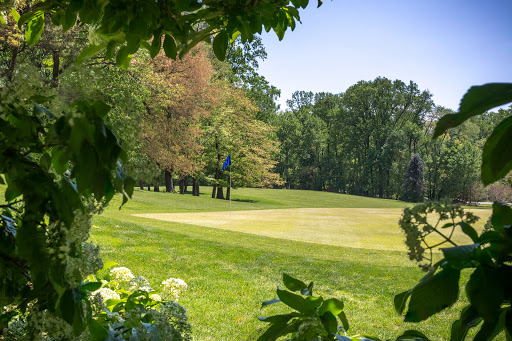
[273,81,511,203]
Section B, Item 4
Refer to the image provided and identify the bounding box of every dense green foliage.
[273,81,509,203]
[0,91,135,337]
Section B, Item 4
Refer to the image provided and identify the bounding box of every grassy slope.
[91,188,490,340]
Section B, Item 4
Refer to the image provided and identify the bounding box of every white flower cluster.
[27,310,74,341]
[161,278,188,301]
[161,301,188,322]
[91,287,120,313]
[110,267,135,282]
[160,301,192,341]
[127,276,153,292]
[3,315,26,339]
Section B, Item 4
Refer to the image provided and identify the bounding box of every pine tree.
[402,154,425,202]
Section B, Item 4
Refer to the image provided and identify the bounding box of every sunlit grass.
[90,188,492,340]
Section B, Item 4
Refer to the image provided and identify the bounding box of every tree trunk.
[183,175,188,193]
[213,136,221,199]
[165,170,174,192]
[51,51,60,88]
[216,186,224,199]
[7,45,19,82]
[226,186,230,200]
[179,177,185,194]
[139,180,144,190]
[154,183,160,192]
[147,185,151,191]
[193,178,200,196]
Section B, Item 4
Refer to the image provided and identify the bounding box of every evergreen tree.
[402,154,425,202]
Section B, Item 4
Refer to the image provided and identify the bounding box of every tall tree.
[402,154,425,202]
[226,36,281,123]
[139,45,213,191]
[202,79,282,199]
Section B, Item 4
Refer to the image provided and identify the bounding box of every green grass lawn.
[91,187,491,340]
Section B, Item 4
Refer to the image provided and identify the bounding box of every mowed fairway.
[92,188,492,340]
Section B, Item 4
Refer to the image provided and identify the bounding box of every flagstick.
[229,163,232,217]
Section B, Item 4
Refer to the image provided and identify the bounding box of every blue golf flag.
[222,155,231,171]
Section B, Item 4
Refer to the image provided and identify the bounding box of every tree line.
[273,80,511,203]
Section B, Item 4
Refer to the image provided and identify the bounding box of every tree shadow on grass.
[231,198,259,203]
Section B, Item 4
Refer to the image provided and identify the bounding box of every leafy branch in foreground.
[0,89,134,338]
[395,79,512,341]
[7,0,323,68]
[397,202,512,340]
[433,83,512,186]
[258,273,430,341]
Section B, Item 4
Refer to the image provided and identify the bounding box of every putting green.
[134,208,492,251]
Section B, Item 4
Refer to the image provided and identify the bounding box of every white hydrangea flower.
[28,310,74,340]
[91,287,120,313]
[110,267,135,282]
[94,287,120,302]
[160,301,188,322]
[127,276,151,291]
[138,285,154,293]
[161,278,187,301]
[150,294,162,301]
[6,315,27,338]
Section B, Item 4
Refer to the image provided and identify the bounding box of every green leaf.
[212,30,228,61]
[25,11,44,46]
[277,289,319,314]
[338,311,349,331]
[89,319,109,341]
[433,83,512,138]
[9,8,20,22]
[394,290,412,315]
[458,222,479,243]
[282,273,308,292]
[62,8,77,31]
[441,244,479,269]
[319,298,344,317]
[257,313,299,323]
[396,330,431,341]
[81,282,102,292]
[261,298,281,307]
[256,316,292,341]
[320,311,338,334]
[115,46,132,69]
[450,305,482,341]
[40,152,51,171]
[92,100,110,118]
[466,267,503,322]
[405,268,460,322]
[481,115,512,185]
[150,33,161,58]
[102,261,117,270]
[5,183,21,202]
[76,44,107,64]
[163,34,177,59]
[18,11,37,27]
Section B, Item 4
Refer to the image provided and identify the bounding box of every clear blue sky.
[259,0,512,111]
